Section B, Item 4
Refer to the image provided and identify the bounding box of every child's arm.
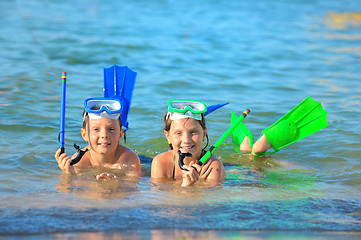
[151,154,168,179]
[126,153,141,177]
[116,147,141,176]
[151,151,178,180]
[54,148,75,174]
[199,157,226,182]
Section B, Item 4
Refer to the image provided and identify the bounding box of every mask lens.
[85,98,122,114]
[168,99,206,114]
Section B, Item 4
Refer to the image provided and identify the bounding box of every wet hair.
[82,111,127,142]
[163,113,209,150]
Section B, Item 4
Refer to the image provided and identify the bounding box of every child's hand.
[199,160,213,180]
[55,148,75,174]
[96,172,119,180]
[181,161,201,187]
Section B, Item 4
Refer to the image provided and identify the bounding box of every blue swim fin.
[103,65,137,131]
[205,102,229,116]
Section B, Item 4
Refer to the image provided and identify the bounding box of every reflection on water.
[325,12,361,29]
[53,154,322,205]
[56,169,140,200]
[25,230,355,240]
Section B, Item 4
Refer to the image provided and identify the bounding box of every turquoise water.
[0,0,360,238]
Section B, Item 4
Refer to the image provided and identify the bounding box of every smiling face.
[81,117,123,155]
[164,118,207,159]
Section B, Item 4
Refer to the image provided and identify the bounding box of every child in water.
[55,98,141,179]
[151,99,226,187]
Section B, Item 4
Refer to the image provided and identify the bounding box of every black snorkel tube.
[178,108,250,170]
[58,72,88,165]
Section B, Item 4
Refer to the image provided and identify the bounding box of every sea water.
[0,0,360,239]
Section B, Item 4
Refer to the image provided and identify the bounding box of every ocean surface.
[0,0,360,239]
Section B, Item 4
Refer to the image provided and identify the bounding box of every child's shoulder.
[209,154,221,161]
[151,151,174,178]
[209,154,222,165]
[153,150,172,160]
[114,144,141,173]
[152,151,174,167]
[117,144,139,161]
[117,144,135,152]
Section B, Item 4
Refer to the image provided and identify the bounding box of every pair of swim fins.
[231,96,328,153]
[104,65,137,131]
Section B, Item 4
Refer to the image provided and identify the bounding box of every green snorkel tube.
[58,72,88,165]
[178,108,250,170]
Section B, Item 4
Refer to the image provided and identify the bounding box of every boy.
[55,98,141,179]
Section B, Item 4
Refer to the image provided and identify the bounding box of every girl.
[151,99,226,187]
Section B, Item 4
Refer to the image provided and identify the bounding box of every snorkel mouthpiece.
[178,150,193,171]
[70,144,89,165]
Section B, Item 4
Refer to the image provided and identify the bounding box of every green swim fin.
[231,111,254,149]
[262,96,328,152]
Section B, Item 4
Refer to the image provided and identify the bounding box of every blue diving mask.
[84,97,122,120]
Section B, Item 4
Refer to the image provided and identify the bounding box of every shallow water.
[0,0,360,238]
